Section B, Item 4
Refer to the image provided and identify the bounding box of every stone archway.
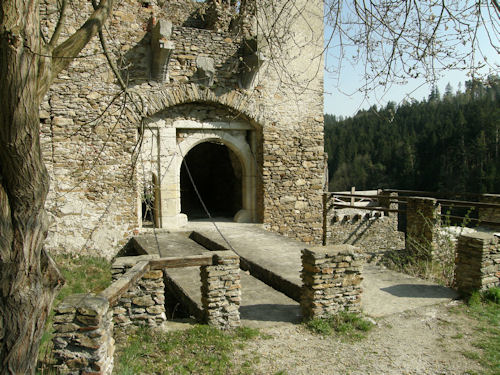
[154,119,258,227]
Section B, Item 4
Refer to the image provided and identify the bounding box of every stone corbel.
[151,19,175,83]
[194,56,216,87]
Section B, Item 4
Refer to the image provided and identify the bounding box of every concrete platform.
[166,267,300,328]
[133,221,459,326]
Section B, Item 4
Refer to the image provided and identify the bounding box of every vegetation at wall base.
[305,311,374,340]
[460,288,500,375]
[37,254,112,374]
[380,212,458,287]
[114,324,262,375]
[379,247,455,287]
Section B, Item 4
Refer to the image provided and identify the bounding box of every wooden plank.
[439,214,500,227]
[332,203,403,213]
[149,254,214,270]
[100,260,150,307]
[326,192,383,199]
[436,198,500,209]
[385,189,487,199]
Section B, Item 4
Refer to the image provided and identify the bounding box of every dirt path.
[234,301,483,375]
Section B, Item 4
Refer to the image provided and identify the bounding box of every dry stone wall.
[40,0,325,259]
[327,210,404,256]
[479,194,500,227]
[52,294,114,375]
[405,197,441,260]
[301,245,364,320]
[455,233,500,293]
[111,256,167,327]
[201,251,241,329]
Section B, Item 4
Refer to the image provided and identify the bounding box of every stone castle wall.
[40,0,325,258]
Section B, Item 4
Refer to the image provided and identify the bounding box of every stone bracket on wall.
[194,56,216,87]
[151,19,175,83]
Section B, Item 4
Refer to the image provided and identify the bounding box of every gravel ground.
[234,301,483,375]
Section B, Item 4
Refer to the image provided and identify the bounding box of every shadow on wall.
[120,33,152,87]
[340,217,377,245]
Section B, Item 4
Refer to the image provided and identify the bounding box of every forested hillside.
[325,77,500,193]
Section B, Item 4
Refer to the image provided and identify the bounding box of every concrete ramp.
[132,221,459,325]
[131,229,300,327]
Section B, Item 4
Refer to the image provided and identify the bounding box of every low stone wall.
[201,251,241,329]
[301,245,364,320]
[454,233,500,293]
[327,211,404,255]
[52,252,242,373]
[111,256,167,328]
[52,294,114,375]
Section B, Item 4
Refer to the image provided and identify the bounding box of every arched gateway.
[139,104,260,228]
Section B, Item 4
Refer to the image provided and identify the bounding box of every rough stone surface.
[301,245,364,320]
[40,0,325,259]
[200,251,241,329]
[52,294,114,375]
[327,210,404,255]
[111,260,167,327]
[455,233,500,293]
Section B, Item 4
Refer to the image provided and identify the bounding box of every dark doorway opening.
[181,141,242,220]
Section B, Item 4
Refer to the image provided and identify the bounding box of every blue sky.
[323,65,471,117]
[323,18,500,117]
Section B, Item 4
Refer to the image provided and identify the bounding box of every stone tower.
[40,0,325,258]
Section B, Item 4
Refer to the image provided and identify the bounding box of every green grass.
[37,254,112,373]
[113,325,261,374]
[460,289,500,375]
[379,247,455,287]
[53,253,112,302]
[305,311,374,340]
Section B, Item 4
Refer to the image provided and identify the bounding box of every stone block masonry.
[406,197,441,260]
[327,212,404,256]
[201,251,241,329]
[40,0,325,259]
[479,194,500,227]
[52,294,114,375]
[455,233,500,294]
[301,245,364,320]
[111,256,167,328]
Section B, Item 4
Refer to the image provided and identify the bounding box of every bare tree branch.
[492,0,500,15]
[37,0,114,98]
[48,0,68,49]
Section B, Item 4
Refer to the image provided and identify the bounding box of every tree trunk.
[0,1,63,373]
[1,0,114,370]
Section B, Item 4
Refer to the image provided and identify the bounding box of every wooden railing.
[322,188,500,245]
[99,254,214,307]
